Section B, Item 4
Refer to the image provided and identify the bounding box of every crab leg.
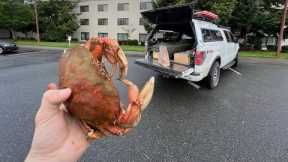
[81,121,106,140]
[117,77,155,128]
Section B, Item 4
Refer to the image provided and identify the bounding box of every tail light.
[195,51,206,65]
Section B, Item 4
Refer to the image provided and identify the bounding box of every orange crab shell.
[59,47,122,130]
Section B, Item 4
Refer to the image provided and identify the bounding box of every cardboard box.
[174,53,191,65]
[153,51,159,59]
[158,46,170,67]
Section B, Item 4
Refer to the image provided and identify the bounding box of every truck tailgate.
[135,59,194,77]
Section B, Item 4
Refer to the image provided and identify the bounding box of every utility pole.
[276,0,288,56]
[33,0,40,46]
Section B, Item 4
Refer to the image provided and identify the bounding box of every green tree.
[152,0,178,8]
[228,0,284,49]
[177,0,238,25]
[262,0,283,8]
[210,0,238,25]
[0,0,33,39]
[37,0,79,41]
[229,0,258,44]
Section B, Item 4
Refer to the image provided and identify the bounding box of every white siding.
[73,0,152,42]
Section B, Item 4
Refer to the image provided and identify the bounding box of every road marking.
[228,68,242,76]
[188,81,201,90]
[7,51,43,56]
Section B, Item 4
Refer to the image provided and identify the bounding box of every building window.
[98,4,108,12]
[118,18,129,25]
[118,3,129,11]
[117,33,129,41]
[80,19,89,25]
[139,33,148,43]
[80,5,89,12]
[98,18,108,25]
[81,32,90,40]
[98,32,108,37]
[140,2,153,10]
[139,17,145,25]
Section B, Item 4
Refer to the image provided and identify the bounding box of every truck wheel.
[0,47,3,54]
[232,53,239,68]
[206,61,220,89]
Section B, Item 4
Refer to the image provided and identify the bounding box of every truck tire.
[232,53,239,68]
[206,61,220,89]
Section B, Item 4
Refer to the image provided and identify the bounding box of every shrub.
[282,46,288,52]
[267,45,277,51]
[119,40,138,45]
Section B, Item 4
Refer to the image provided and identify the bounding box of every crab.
[59,37,155,140]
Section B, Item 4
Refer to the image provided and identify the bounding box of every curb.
[125,51,144,57]
[19,45,66,50]
[18,45,144,57]
[240,57,288,65]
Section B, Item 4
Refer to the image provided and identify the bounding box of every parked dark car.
[0,40,18,54]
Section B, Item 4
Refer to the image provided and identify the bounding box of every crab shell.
[59,46,155,139]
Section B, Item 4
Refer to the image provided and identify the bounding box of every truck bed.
[151,41,193,58]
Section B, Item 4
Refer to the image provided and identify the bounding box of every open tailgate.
[135,59,194,77]
[141,5,193,25]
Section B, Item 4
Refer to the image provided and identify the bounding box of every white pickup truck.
[136,5,239,89]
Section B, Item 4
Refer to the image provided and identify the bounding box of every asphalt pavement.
[0,48,288,162]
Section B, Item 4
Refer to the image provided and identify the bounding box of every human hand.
[25,83,90,162]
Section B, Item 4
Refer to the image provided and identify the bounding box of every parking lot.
[0,48,288,161]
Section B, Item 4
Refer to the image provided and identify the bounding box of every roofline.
[141,2,197,14]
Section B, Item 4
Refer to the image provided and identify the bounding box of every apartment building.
[73,0,153,43]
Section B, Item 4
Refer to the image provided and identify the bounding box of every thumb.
[35,85,71,125]
[41,88,72,110]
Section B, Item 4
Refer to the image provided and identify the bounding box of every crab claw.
[117,77,155,128]
[102,40,128,80]
[139,77,155,111]
[117,48,128,80]
[84,37,104,61]
[83,37,129,80]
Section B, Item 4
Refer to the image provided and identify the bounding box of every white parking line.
[228,68,242,76]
